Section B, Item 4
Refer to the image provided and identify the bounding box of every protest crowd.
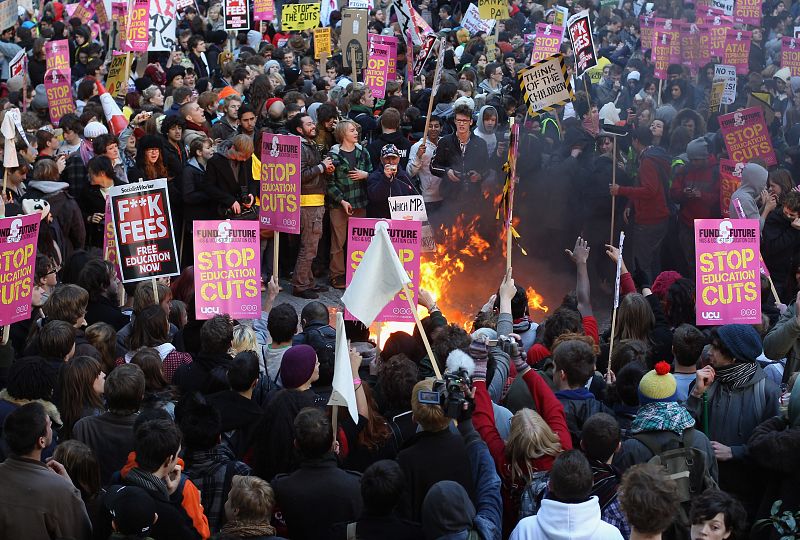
[5,0,800,539]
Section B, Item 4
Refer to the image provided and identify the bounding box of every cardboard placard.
[461,3,496,35]
[0,213,40,327]
[781,36,800,77]
[530,23,563,64]
[224,0,251,31]
[314,27,332,60]
[518,54,574,115]
[259,134,301,234]
[341,8,368,71]
[106,52,132,99]
[478,0,508,20]
[567,10,597,77]
[695,218,760,325]
[253,0,274,21]
[364,42,390,99]
[193,220,261,320]
[718,107,777,166]
[281,3,320,31]
[345,218,421,323]
[45,39,69,72]
[148,0,177,52]
[44,69,74,126]
[719,159,743,218]
[109,179,180,282]
[723,28,751,75]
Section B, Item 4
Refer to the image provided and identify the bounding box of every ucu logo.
[200,306,220,315]
[702,311,721,320]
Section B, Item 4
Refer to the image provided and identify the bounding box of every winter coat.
[24,179,86,259]
[206,389,265,460]
[613,427,718,481]
[556,388,615,448]
[366,168,417,218]
[173,351,232,396]
[85,295,130,331]
[347,105,378,142]
[79,180,123,248]
[202,140,258,214]
[73,411,139,485]
[429,133,489,201]
[327,143,371,209]
[761,208,800,299]
[764,301,800,377]
[670,156,721,226]
[182,158,217,222]
[272,453,363,540]
[617,145,671,225]
[729,165,767,226]
[0,456,92,540]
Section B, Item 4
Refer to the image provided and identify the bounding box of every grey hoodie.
[474,105,498,155]
[729,162,768,229]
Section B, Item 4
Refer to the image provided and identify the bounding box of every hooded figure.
[729,162,768,229]
[474,105,499,155]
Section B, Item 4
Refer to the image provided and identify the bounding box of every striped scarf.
[714,362,758,390]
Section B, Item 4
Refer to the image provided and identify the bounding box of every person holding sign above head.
[288,113,334,299]
[327,119,371,290]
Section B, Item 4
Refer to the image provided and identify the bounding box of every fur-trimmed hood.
[0,388,62,426]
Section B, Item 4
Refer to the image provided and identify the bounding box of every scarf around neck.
[220,520,276,537]
[630,401,695,435]
[714,362,758,390]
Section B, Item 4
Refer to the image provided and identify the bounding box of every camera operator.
[430,104,489,203]
[203,134,258,219]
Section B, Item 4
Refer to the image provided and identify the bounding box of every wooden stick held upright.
[273,232,280,282]
[420,40,441,150]
[331,404,339,441]
[402,281,441,379]
[151,277,158,305]
[506,117,516,272]
[609,136,617,245]
[350,46,357,83]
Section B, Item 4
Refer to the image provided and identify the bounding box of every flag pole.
[350,46,357,83]
[506,117,516,272]
[607,231,625,369]
[151,277,158,305]
[420,40,442,153]
[402,282,441,379]
[609,136,617,244]
[273,231,280,282]
[331,404,339,442]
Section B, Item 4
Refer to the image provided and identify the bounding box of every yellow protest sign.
[281,3,320,31]
[314,27,331,60]
[106,52,131,99]
[709,81,724,113]
[485,35,497,61]
[479,0,508,20]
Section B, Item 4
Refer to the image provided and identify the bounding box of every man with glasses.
[430,104,489,205]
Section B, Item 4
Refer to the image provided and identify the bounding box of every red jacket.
[473,370,572,535]
[669,156,720,226]
[618,146,671,225]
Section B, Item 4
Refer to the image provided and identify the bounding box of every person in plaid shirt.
[326,119,371,290]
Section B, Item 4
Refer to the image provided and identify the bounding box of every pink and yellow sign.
[193,220,261,320]
[45,39,69,72]
[695,218,761,325]
[44,69,74,126]
[0,213,40,326]
[531,23,563,64]
[733,0,761,26]
[719,159,743,218]
[124,0,150,53]
[719,107,777,166]
[253,0,275,20]
[723,28,751,75]
[259,133,301,234]
[364,42,391,99]
[369,34,399,81]
[346,218,421,323]
[781,37,800,76]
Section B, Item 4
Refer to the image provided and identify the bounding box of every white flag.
[1,109,19,169]
[613,231,625,308]
[431,40,446,97]
[342,221,411,326]
[328,312,359,423]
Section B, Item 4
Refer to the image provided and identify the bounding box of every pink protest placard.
[734,0,761,26]
[253,0,275,21]
[259,133,301,234]
[345,218,421,323]
[0,213,40,326]
[719,107,777,166]
[44,69,74,126]
[113,1,127,42]
[73,0,95,24]
[695,218,761,325]
[639,14,654,52]
[370,34,398,81]
[45,39,69,72]
[719,159,743,218]
[705,11,733,58]
[723,28,751,75]
[781,37,800,76]
[193,220,261,320]
[652,30,672,80]
[364,42,391,99]
[124,0,150,53]
[531,23,563,64]
[695,24,712,68]
[654,18,681,66]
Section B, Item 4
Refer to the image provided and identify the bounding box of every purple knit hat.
[280,345,318,389]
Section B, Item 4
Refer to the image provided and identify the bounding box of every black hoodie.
[367,131,412,171]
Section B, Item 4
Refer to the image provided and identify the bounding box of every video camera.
[417,368,473,419]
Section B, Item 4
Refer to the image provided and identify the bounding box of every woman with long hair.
[118,304,191,383]
[81,156,123,248]
[60,356,105,439]
[85,322,118,375]
[472,337,570,534]
[130,347,177,415]
[136,135,170,181]
[341,382,394,472]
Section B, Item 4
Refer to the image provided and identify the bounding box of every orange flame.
[526,286,549,314]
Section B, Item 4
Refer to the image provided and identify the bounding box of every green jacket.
[327,143,372,209]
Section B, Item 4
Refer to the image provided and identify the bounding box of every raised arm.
[470,339,508,474]
[565,236,592,317]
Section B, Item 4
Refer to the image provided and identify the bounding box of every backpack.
[518,470,550,520]
[632,428,718,534]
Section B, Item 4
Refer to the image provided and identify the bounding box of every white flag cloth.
[1,109,18,168]
[613,231,625,309]
[431,40,446,97]
[328,312,359,423]
[342,221,411,326]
